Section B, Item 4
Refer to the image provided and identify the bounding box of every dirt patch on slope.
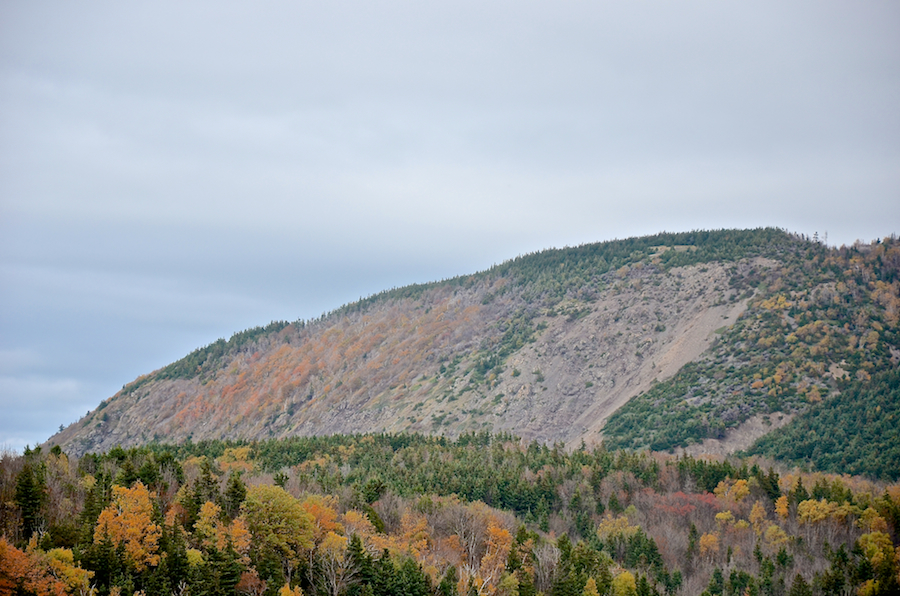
[676,413,794,457]
[482,260,756,445]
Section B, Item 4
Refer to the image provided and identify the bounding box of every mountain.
[48,229,900,476]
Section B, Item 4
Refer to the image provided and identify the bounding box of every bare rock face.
[49,254,756,457]
[485,260,750,445]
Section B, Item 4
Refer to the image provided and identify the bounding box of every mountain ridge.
[48,228,900,478]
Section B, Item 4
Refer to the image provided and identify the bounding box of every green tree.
[15,460,47,540]
[240,484,314,585]
[396,558,431,596]
[438,566,459,596]
[225,471,247,518]
[787,574,812,596]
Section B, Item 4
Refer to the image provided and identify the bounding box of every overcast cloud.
[1,1,898,452]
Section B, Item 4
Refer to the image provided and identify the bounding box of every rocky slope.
[48,229,900,462]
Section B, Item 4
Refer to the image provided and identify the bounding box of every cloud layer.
[1,1,898,450]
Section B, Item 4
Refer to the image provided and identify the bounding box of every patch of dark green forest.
[744,368,900,481]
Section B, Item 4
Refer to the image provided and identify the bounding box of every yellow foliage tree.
[857,531,895,570]
[596,513,639,541]
[715,511,735,527]
[797,498,837,525]
[399,512,431,559]
[318,532,350,596]
[583,577,600,596]
[858,507,889,533]
[611,570,637,596]
[93,481,162,572]
[241,485,315,583]
[775,495,789,519]
[341,509,376,540]
[194,501,222,549]
[699,533,719,559]
[44,547,94,595]
[764,524,788,549]
[714,479,750,502]
[186,549,204,567]
[476,523,513,596]
[749,501,768,535]
[194,500,251,563]
[278,583,304,596]
[218,447,255,473]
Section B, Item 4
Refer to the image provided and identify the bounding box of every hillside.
[48,229,900,477]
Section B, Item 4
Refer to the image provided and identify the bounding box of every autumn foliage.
[2,435,900,596]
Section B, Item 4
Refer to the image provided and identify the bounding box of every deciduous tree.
[240,484,314,584]
[93,481,161,572]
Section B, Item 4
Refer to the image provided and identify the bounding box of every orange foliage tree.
[93,481,162,572]
[0,536,87,596]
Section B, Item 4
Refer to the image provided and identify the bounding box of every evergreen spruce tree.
[371,550,398,596]
[397,558,431,596]
[83,529,118,595]
[14,461,46,540]
[114,459,139,487]
[790,479,809,506]
[346,534,374,595]
[144,557,172,596]
[787,574,812,596]
[225,470,247,518]
[437,566,459,596]
[707,568,724,596]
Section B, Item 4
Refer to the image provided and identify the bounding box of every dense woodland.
[2,435,899,596]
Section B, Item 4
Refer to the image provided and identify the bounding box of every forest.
[2,434,899,596]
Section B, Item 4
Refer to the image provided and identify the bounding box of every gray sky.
[2,1,898,452]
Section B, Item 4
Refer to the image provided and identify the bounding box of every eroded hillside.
[48,229,900,468]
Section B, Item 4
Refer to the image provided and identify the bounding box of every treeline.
[2,434,899,595]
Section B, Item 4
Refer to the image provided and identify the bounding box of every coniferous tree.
[345,534,374,596]
[397,558,431,596]
[790,479,809,506]
[163,523,190,594]
[14,460,46,540]
[371,550,400,596]
[707,568,724,596]
[82,529,120,595]
[437,566,459,596]
[225,470,247,518]
[787,574,812,596]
